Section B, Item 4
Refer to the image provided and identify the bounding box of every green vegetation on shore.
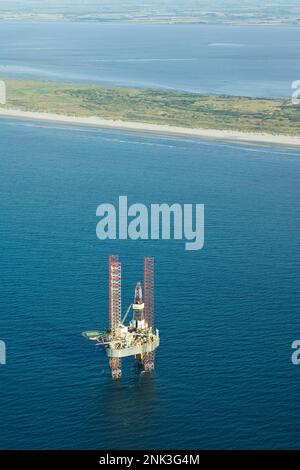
[1,78,300,136]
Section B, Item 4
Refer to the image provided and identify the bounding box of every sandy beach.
[1,107,300,147]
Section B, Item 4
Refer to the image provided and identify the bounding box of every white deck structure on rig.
[83,256,159,379]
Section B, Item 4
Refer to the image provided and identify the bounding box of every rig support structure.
[83,256,159,380]
[108,255,122,380]
[142,257,155,372]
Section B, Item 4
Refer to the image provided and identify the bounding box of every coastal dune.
[1,107,300,147]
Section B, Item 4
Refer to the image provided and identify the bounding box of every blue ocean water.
[0,22,300,97]
[0,119,300,449]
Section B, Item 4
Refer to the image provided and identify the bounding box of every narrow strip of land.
[1,78,300,147]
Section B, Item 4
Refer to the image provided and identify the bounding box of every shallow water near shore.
[0,22,299,97]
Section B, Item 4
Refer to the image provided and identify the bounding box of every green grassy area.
[1,78,300,135]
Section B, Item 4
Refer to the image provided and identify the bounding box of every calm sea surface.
[0,120,300,449]
[0,22,300,449]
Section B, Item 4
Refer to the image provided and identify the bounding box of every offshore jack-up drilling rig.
[82,256,159,380]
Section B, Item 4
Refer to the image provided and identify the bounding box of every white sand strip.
[1,107,300,147]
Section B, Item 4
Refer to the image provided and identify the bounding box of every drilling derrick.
[133,282,144,326]
[83,256,159,380]
[108,255,122,380]
[132,281,145,367]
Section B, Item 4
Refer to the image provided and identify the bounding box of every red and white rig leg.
[109,358,122,380]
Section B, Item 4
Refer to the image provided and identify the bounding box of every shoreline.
[1,107,300,148]
[0,19,299,27]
